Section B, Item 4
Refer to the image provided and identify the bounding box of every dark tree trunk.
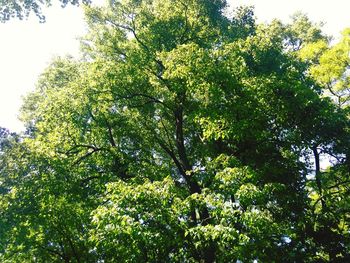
[312,146,325,208]
[173,100,216,263]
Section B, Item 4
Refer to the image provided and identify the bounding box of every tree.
[1,0,349,262]
[297,26,350,262]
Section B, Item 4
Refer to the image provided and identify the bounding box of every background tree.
[0,0,90,22]
[297,25,350,262]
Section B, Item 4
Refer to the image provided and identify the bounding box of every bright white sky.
[0,0,349,132]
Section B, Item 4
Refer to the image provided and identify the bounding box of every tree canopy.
[0,0,349,262]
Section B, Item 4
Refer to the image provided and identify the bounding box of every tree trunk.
[312,146,325,208]
[173,101,216,263]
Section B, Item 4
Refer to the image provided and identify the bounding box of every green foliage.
[1,1,349,262]
[300,28,350,109]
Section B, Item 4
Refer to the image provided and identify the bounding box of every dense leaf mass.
[1,0,349,262]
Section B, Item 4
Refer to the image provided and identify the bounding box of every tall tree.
[1,1,349,262]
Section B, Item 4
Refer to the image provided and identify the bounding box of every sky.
[0,0,349,132]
